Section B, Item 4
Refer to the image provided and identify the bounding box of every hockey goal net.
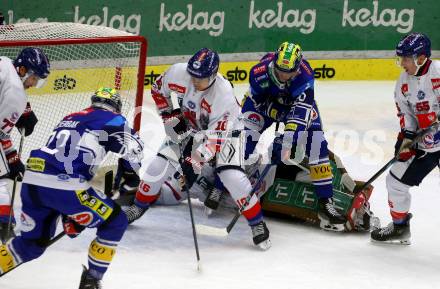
[0,23,147,173]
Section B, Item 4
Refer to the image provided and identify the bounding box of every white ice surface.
[1,81,439,289]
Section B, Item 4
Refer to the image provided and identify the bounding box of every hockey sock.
[87,238,118,279]
[242,202,264,226]
[310,162,333,199]
[0,243,20,274]
[391,211,409,224]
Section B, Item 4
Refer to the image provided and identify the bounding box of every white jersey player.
[371,33,440,244]
[0,47,50,243]
[119,48,271,249]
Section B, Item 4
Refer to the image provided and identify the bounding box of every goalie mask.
[91,87,122,113]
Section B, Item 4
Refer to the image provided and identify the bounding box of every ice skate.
[78,265,102,289]
[371,213,412,245]
[124,204,148,224]
[318,198,346,232]
[251,221,271,250]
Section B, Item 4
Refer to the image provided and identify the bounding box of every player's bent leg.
[217,168,271,250]
[304,132,347,231]
[82,206,128,286]
[0,183,59,274]
[309,160,346,231]
[371,152,439,244]
[124,155,175,224]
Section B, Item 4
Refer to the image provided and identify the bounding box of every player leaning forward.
[0,88,143,289]
[123,48,271,249]
[371,33,440,244]
[0,47,49,243]
[241,41,347,231]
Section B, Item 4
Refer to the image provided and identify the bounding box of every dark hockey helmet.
[91,87,122,113]
[396,33,431,58]
[187,48,219,79]
[14,47,50,81]
[274,42,303,73]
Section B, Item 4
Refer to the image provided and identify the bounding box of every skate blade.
[370,238,411,245]
[256,239,272,251]
[204,207,213,217]
[319,221,345,232]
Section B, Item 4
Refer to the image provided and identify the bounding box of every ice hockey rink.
[1,81,439,289]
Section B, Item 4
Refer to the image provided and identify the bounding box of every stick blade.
[195,224,228,237]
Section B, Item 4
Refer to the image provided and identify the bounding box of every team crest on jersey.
[401,83,408,96]
[187,101,196,109]
[20,212,36,232]
[431,78,440,90]
[423,133,434,148]
[417,90,426,100]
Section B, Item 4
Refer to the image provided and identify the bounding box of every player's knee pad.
[386,172,411,213]
[139,156,175,201]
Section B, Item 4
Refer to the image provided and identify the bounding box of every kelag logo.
[313,64,335,79]
[54,75,77,90]
[226,67,248,82]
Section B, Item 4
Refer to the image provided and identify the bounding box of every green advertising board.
[1,0,438,57]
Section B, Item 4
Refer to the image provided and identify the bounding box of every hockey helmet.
[14,47,50,88]
[91,87,122,113]
[396,33,431,58]
[274,42,303,73]
[187,48,219,79]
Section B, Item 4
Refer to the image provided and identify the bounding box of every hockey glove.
[6,150,25,181]
[114,158,140,195]
[271,133,303,165]
[394,131,416,161]
[62,215,85,238]
[15,102,38,137]
[162,109,188,143]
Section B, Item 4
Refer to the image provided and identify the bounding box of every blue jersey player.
[0,87,143,289]
[241,42,347,231]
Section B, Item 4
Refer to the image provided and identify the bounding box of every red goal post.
[0,23,147,168]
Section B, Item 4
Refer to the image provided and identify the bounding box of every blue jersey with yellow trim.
[249,52,315,111]
[242,53,323,159]
[28,107,143,180]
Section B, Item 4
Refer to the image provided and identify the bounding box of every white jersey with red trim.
[0,57,27,139]
[394,60,440,152]
[152,62,240,133]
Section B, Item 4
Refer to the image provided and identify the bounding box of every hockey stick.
[6,129,25,241]
[179,146,201,271]
[196,163,272,237]
[0,170,114,277]
[354,120,440,194]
